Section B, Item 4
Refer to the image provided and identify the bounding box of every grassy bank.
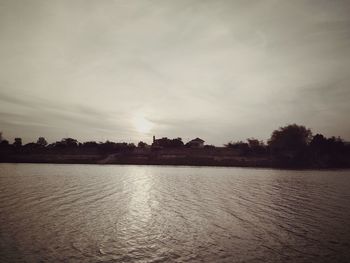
[0,147,272,168]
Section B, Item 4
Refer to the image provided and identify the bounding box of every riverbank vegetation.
[0,124,349,168]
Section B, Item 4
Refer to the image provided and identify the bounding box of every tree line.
[0,135,136,154]
[225,124,349,168]
[0,124,349,168]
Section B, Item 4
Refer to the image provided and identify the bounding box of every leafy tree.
[23,142,40,151]
[99,140,117,152]
[138,141,147,148]
[247,138,266,154]
[309,134,346,167]
[247,138,262,148]
[268,124,312,166]
[14,137,22,147]
[0,139,10,151]
[37,137,48,147]
[326,136,345,154]
[152,137,184,148]
[0,140,9,146]
[0,132,9,150]
[48,138,79,150]
[98,141,135,153]
[128,143,136,150]
[309,134,328,154]
[61,138,78,147]
[225,141,250,155]
[81,141,99,148]
[171,138,184,147]
[268,124,312,154]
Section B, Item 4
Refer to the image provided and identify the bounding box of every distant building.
[187,138,205,148]
[152,135,158,146]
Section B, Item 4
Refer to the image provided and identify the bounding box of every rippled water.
[0,164,350,262]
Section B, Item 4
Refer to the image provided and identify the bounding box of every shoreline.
[1,146,350,169]
[1,156,349,170]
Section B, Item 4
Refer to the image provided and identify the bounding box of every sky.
[0,0,350,146]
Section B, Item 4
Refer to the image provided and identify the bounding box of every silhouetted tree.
[309,134,346,167]
[268,124,312,166]
[23,142,40,152]
[326,136,345,154]
[268,124,312,153]
[171,138,184,147]
[0,139,10,151]
[225,141,250,155]
[47,138,79,151]
[138,141,147,148]
[99,141,118,153]
[0,140,9,146]
[81,141,99,148]
[153,137,184,148]
[61,138,78,148]
[310,134,328,154]
[128,143,136,151]
[97,141,136,153]
[247,138,266,155]
[0,132,9,150]
[13,138,22,148]
[37,137,48,147]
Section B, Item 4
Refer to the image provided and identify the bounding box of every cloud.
[0,90,134,142]
[0,0,350,144]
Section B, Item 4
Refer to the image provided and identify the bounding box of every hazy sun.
[133,116,153,134]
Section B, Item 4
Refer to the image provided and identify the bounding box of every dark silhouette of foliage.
[128,143,136,150]
[0,139,9,146]
[225,141,250,155]
[0,139,10,150]
[37,137,48,147]
[81,141,99,149]
[204,145,216,149]
[0,133,8,148]
[225,138,267,156]
[247,138,267,155]
[99,141,117,152]
[138,141,148,148]
[48,138,79,150]
[0,125,348,168]
[268,124,312,153]
[152,137,184,148]
[23,142,41,152]
[97,141,136,153]
[309,134,346,167]
[13,138,22,147]
[61,138,79,148]
[268,124,312,167]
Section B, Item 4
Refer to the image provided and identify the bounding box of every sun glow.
[133,116,153,134]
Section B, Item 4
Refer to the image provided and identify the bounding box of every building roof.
[189,138,205,143]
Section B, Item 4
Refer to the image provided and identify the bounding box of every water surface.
[0,164,350,262]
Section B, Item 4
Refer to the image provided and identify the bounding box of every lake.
[0,163,350,262]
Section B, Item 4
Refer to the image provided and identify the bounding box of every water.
[0,164,350,262]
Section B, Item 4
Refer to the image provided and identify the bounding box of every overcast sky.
[1,0,350,145]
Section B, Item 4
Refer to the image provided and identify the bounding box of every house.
[186,138,205,148]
